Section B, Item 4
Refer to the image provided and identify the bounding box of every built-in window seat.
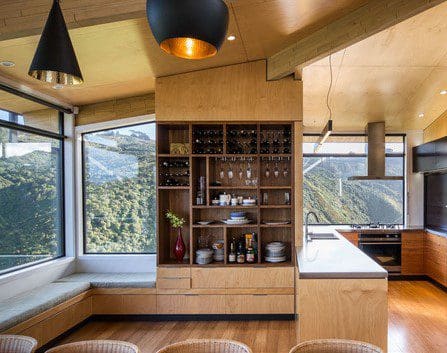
[0,272,156,349]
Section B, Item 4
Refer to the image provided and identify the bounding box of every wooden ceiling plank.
[267,0,447,81]
[0,0,146,41]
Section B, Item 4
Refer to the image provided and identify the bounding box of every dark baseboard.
[92,314,295,322]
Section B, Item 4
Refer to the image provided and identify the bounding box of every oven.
[358,233,402,274]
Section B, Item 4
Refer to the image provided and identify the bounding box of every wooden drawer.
[122,295,157,314]
[191,268,227,288]
[157,267,191,278]
[191,267,294,289]
[226,294,294,314]
[401,231,424,275]
[92,295,123,314]
[157,277,191,290]
[226,267,294,288]
[157,294,225,314]
[424,232,447,286]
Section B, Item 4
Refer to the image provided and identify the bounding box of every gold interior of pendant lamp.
[29,70,83,85]
[160,37,217,59]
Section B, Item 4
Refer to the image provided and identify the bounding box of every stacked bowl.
[196,248,213,264]
[265,242,287,263]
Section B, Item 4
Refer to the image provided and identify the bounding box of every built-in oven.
[358,233,402,274]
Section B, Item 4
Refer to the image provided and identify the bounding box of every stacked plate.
[265,242,287,263]
[212,240,224,262]
[222,212,251,225]
[196,248,213,265]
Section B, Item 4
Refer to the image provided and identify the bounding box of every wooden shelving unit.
[156,122,295,267]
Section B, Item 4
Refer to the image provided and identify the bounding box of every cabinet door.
[226,267,294,288]
[424,232,447,286]
[191,268,227,288]
[401,231,424,275]
[226,294,294,314]
[340,232,358,247]
[157,295,225,314]
[157,267,191,290]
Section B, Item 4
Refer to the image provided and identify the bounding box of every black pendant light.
[146,0,229,60]
[28,0,83,85]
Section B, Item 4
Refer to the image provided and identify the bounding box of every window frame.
[303,132,406,226]
[0,110,66,275]
[80,119,157,255]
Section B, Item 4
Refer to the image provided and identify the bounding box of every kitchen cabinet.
[339,232,358,246]
[424,232,447,286]
[401,231,425,275]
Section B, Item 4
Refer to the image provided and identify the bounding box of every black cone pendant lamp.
[146,0,229,60]
[29,0,83,85]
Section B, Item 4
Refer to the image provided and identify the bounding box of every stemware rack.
[157,122,295,266]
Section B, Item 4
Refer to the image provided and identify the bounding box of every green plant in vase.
[166,210,186,262]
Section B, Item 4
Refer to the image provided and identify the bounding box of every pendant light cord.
[326,54,333,121]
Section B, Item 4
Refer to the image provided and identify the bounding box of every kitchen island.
[296,230,388,352]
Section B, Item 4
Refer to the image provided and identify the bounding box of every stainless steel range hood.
[348,122,403,181]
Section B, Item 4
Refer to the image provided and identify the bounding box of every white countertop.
[296,229,388,279]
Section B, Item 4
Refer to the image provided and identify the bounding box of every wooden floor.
[59,281,447,353]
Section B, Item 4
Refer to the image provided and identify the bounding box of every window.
[0,109,64,275]
[303,134,405,225]
[82,122,156,254]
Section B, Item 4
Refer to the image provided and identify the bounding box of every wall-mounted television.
[425,173,447,233]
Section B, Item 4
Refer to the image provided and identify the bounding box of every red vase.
[174,228,186,262]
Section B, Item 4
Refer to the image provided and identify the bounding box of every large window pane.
[303,134,405,225]
[83,122,156,254]
[0,127,63,274]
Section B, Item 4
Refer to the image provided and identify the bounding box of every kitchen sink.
[309,232,339,240]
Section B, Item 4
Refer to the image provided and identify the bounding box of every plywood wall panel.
[155,61,302,122]
[423,109,447,143]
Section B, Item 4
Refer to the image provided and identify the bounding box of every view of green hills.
[303,156,403,224]
[83,126,157,254]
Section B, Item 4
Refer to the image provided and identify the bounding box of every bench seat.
[0,272,156,333]
[0,282,90,332]
[56,272,156,288]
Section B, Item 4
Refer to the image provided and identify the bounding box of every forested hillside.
[303,156,403,224]
[83,128,156,253]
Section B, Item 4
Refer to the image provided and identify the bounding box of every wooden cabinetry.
[157,122,296,266]
[339,232,358,246]
[424,232,447,286]
[401,231,425,275]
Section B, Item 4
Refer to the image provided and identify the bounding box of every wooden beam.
[267,0,447,80]
[0,0,146,41]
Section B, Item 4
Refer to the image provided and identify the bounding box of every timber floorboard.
[58,281,447,353]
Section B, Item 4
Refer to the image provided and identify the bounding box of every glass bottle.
[228,241,236,263]
[236,241,245,264]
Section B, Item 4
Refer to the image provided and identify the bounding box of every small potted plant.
[165,210,186,262]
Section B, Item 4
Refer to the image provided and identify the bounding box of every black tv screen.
[425,173,447,233]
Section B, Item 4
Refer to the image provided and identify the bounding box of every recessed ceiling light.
[0,60,15,68]
[418,113,425,118]
[52,84,64,90]
[227,35,236,41]
[440,90,447,95]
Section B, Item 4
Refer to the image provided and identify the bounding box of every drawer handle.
[253,266,267,268]
[252,294,268,297]
[162,277,185,280]
[184,294,199,297]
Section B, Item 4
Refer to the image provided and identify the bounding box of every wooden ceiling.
[303,2,447,132]
[0,0,366,110]
[0,0,446,132]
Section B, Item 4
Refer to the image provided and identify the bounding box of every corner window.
[0,105,64,275]
[303,134,405,225]
[82,122,156,254]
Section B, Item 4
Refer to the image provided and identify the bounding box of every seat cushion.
[0,282,90,331]
[56,272,156,288]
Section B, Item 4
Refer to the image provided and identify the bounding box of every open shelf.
[157,122,294,267]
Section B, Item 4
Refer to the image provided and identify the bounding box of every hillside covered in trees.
[303,156,403,224]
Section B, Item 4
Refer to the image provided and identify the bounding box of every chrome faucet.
[305,211,319,242]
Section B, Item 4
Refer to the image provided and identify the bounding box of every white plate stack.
[196,248,213,264]
[265,242,287,263]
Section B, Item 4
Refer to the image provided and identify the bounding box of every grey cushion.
[56,272,156,288]
[0,282,90,331]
